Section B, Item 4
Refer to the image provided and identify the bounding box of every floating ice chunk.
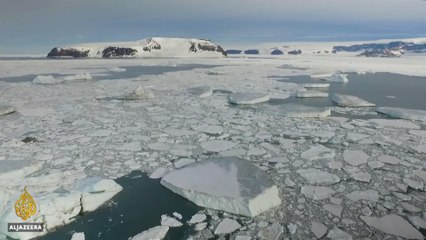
[0,105,15,116]
[376,107,426,122]
[267,104,331,118]
[174,158,195,168]
[409,130,426,138]
[71,232,85,240]
[148,143,170,151]
[287,223,297,235]
[118,142,141,151]
[33,75,63,84]
[408,216,426,230]
[350,172,371,183]
[129,226,169,240]
[331,94,375,107]
[297,168,340,185]
[401,202,421,213]
[73,177,123,212]
[163,128,196,136]
[214,218,241,235]
[257,222,284,240]
[414,170,426,182]
[296,90,328,98]
[172,212,182,220]
[346,190,379,202]
[311,222,327,238]
[343,150,368,166]
[302,83,330,88]
[301,145,335,161]
[228,93,270,105]
[326,226,352,240]
[131,86,155,99]
[361,214,423,240]
[107,67,127,72]
[301,186,335,200]
[378,155,400,165]
[194,222,207,231]
[161,157,281,217]
[200,140,236,153]
[403,178,424,191]
[161,214,183,227]
[323,204,343,217]
[195,125,223,135]
[187,86,213,98]
[63,73,92,81]
[369,119,420,129]
[0,160,43,180]
[188,213,207,224]
[346,132,369,142]
[321,74,349,83]
[412,144,426,153]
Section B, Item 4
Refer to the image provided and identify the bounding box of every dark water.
[0,64,218,83]
[39,171,200,240]
[274,72,426,110]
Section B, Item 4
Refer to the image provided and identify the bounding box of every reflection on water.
[40,171,200,240]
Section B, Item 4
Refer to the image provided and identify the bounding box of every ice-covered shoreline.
[0,54,425,239]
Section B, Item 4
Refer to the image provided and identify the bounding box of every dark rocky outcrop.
[102,47,138,58]
[333,41,426,54]
[244,49,259,55]
[143,38,162,52]
[358,49,403,58]
[288,50,302,55]
[271,49,283,55]
[47,47,90,58]
[226,50,242,55]
[189,41,227,56]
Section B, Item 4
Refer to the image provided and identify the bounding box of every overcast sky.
[1,0,426,53]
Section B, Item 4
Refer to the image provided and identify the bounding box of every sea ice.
[376,107,426,122]
[414,170,426,182]
[331,94,375,107]
[311,222,327,238]
[369,119,420,129]
[129,226,169,240]
[323,204,343,217]
[149,167,170,179]
[302,83,330,88]
[71,232,85,240]
[147,143,170,151]
[300,145,335,161]
[195,125,223,135]
[326,226,352,240]
[361,214,423,239]
[200,140,236,153]
[188,213,207,224]
[73,177,123,212]
[161,214,183,227]
[0,160,43,180]
[63,73,92,81]
[107,67,127,72]
[214,218,241,235]
[346,190,379,202]
[0,105,15,116]
[187,86,213,98]
[174,158,195,168]
[257,222,284,240]
[321,74,349,83]
[33,75,63,84]
[268,104,331,118]
[296,90,328,98]
[378,155,400,165]
[343,150,368,166]
[160,157,281,217]
[297,168,341,185]
[228,92,270,105]
[301,186,335,200]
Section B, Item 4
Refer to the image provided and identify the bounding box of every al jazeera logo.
[8,187,44,232]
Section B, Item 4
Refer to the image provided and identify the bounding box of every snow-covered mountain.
[47,37,227,58]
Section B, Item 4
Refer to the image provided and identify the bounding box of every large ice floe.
[296,90,328,98]
[265,103,331,118]
[160,157,281,217]
[0,161,122,240]
[0,105,15,116]
[228,93,270,105]
[332,94,375,107]
[376,107,426,122]
[315,74,349,83]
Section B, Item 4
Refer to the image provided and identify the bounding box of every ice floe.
[188,213,207,224]
[63,73,93,81]
[361,214,423,239]
[346,190,379,202]
[160,157,281,217]
[331,94,375,107]
[376,107,426,122]
[297,168,341,185]
[343,150,369,166]
[200,140,236,153]
[214,218,241,234]
[0,105,15,116]
[33,75,63,84]
[257,222,284,240]
[228,92,270,105]
[302,83,330,88]
[319,74,349,83]
[187,86,213,98]
[326,226,352,240]
[71,232,85,240]
[267,104,331,118]
[300,145,335,161]
[311,222,327,238]
[107,67,127,72]
[301,186,335,200]
[129,226,169,240]
[296,90,328,98]
[160,214,183,227]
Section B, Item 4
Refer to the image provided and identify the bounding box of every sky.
[1,0,426,54]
